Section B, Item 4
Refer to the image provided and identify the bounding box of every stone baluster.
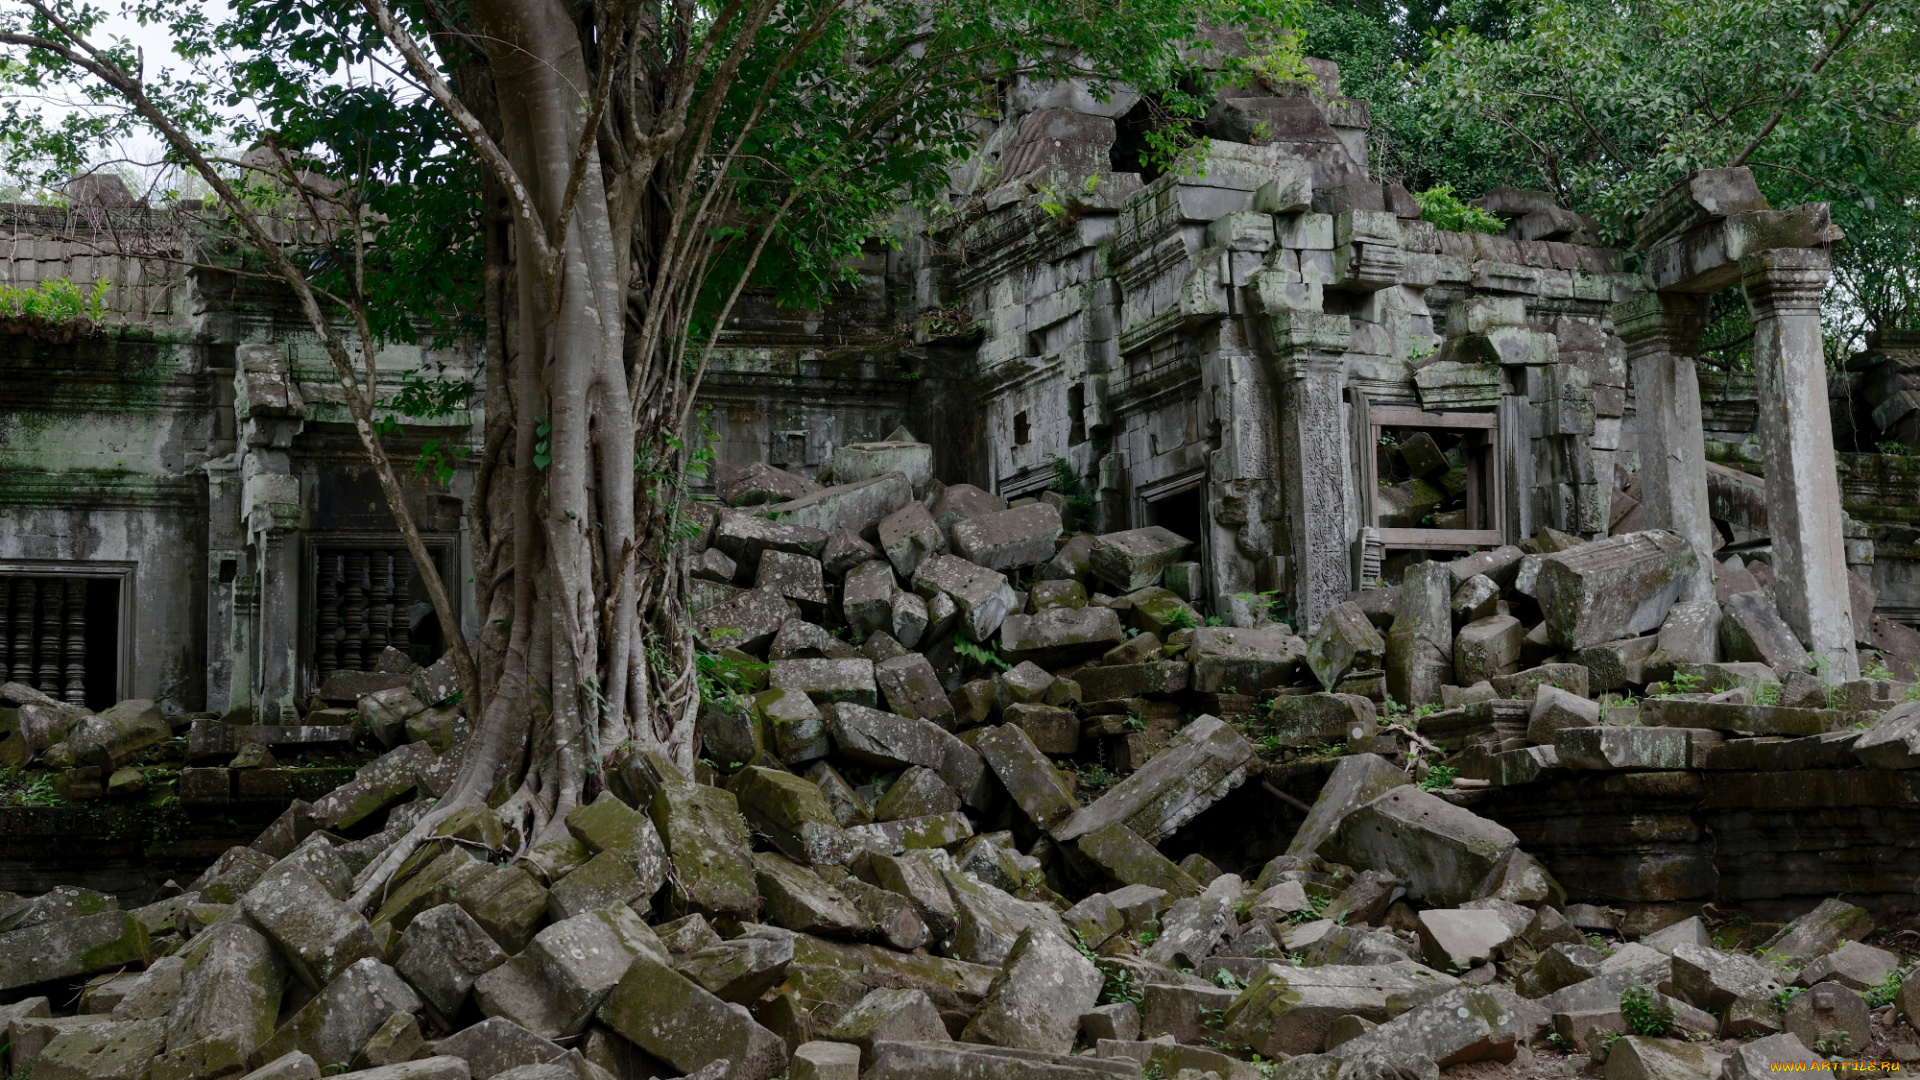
[368,550,392,656]
[1263,309,1356,635]
[1742,247,1857,679]
[1614,292,1715,602]
[37,580,63,695]
[390,550,412,652]
[0,579,11,678]
[342,551,368,671]
[11,578,35,683]
[316,554,340,680]
[64,579,86,705]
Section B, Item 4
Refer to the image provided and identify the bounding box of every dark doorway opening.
[1148,487,1204,546]
[83,578,120,711]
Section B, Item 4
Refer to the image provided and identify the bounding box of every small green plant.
[1863,656,1895,681]
[1288,892,1333,924]
[1136,926,1159,946]
[1750,679,1782,706]
[1101,967,1144,1006]
[1412,185,1506,235]
[1162,607,1202,632]
[1864,963,1912,1008]
[1047,455,1098,527]
[1594,1030,1624,1056]
[1879,440,1910,456]
[1211,967,1247,991]
[953,636,1011,673]
[0,276,111,324]
[1669,670,1703,695]
[1418,764,1459,792]
[1772,985,1803,1012]
[0,768,62,807]
[1544,1032,1571,1052]
[1123,713,1148,732]
[1245,30,1317,90]
[1620,985,1674,1036]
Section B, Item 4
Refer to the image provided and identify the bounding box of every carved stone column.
[1742,246,1857,679]
[1614,292,1715,602]
[1264,310,1355,634]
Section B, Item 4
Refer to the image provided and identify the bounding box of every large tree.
[0,0,1280,903]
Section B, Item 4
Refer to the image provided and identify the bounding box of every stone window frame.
[303,532,457,691]
[1364,403,1504,552]
[0,559,135,703]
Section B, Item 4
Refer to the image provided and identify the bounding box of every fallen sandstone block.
[1534,530,1697,650]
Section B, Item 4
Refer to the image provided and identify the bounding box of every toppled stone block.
[1418,908,1515,970]
[1286,753,1411,859]
[1075,661,1189,702]
[757,688,830,765]
[961,927,1103,1053]
[1090,527,1193,592]
[1783,980,1870,1054]
[1002,703,1077,754]
[762,474,914,536]
[873,653,954,729]
[1760,898,1871,962]
[595,951,788,1080]
[1645,601,1721,681]
[1188,625,1305,693]
[1267,693,1377,747]
[1328,986,1540,1069]
[242,863,381,991]
[256,958,421,1070]
[1670,943,1783,1036]
[713,512,831,573]
[1534,531,1698,650]
[824,703,945,770]
[835,440,934,492]
[1320,787,1519,906]
[160,920,286,1077]
[1222,962,1459,1057]
[1454,615,1523,685]
[769,659,876,708]
[1641,698,1838,736]
[1580,635,1658,693]
[1074,823,1202,899]
[942,869,1069,967]
[1452,574,1502,624]
[845,812,974,855]
[841,561,896,640]
[1797,940,1898,991]
[951,504,1063,572]
[1721,590,1811,671]
[877,503,941,580]
[32,1018,166,1080]
[64,699,170,771]
[731,766,853,866]
[823,989,945,1064]
[1526,685,1601,744]
[871,766,960,822]
[864,1041,1136,1080]
[696,589,798,654]
[396,904,508,1024]
[1604,1035,1727,1080]
[912,555,1017,642]
[681,930,796,1005]
[1307,602,1385,689]
[650,781,760,918]
[1721,1033,1829,1080]
[428,1018,564,1080]
[998,607,1127,669]
[975,724,1080,833]
[754,853,872,937]
[1553,726,1703,771]
[1491,663,1588,699]
[789,1042,860,1080]
[563,792,668,897]
[1387,562,1456,705]
[723,463,821,507]
[1055,715,1254,844]
[756,551,829,616]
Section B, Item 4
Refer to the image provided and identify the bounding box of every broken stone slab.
[1604,1035,1727,1080]
[64,699,170,771]
[961,927,1103,1053]
[1054,715,1254,844]
[769,659,877,709]
[1267,693,1378,747]
[863,1041,1137,1080]
[31,1018,167,1080]
[878,502,943,583]
[1143,878,1240,969]
[1286,753,1411,859]
[1850,701,1920,768]
[1074,660,1189,702]
[1327,986,1543,1069]
[722,463,821,507]
[1534,531,1698,650]
[1669,943,1784,1036]
[730,766,853,866]
[1090,527,1193,592]
[974,724,1080,833]
[1187,625,1306,693]
[1454,615,1523,686]
[844,812,974,855]
[1796,940,1898,991]
[677,928,796,1006]
[307,741,436,832]
[1760,898,1871,962]
[824,703,945,771]
[1387,561,1456,706]
[758,688,830,766]
[0,903,147,991]
[760,473,913,537]
[428,1018,565,1080]
[1074,824,1202,899]
[713,511,831,574]
[912,554,1018,642]
[1417,908,1515,970]
[1553,726,1706,771]
[650,781,760,919]
[1721,590,1811,672]
[1640,698,1839,736]
[753,853,873,937]
[789,1042,860,1080]
[756,551,830,617]
[1221,962,1461,1058]
[951,503,1063,572]
[1307,602,1386,689]
[1319,786,1519,907]
[873,654,954,730]
[255,958,422,1071]
[1783,980,1871,1054]
[999,607,1126,668]
[872,766,960,822]
[596,950,787,1080]
[395,904,508,1025]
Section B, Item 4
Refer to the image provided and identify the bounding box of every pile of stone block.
[8,456,1920,1080]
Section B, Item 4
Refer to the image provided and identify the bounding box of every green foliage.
[1412,185,1505,234]
[1288,891,1333,923]
[1101,966,1144,1006]
[694,650,766,710]
[1863,656,1895,681]
[1418,764,1459,791]
[1246,29,1318,90]
[953,636,1012,674]
[1773,985,1804,1012]
[0,767,61,807]
[1619,985,1674,1036]
[1048,456,1098,527]
[1864,963,1912,1009]
[0,277,110,324]
[1162,606,1202,632]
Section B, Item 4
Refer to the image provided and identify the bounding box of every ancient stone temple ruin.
[14,51,1920,1080]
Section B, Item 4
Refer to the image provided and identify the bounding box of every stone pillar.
[1614,292,1716,602]
[1264,310,1355,634]
[1742,247,1857,679]
[244,470,305,721]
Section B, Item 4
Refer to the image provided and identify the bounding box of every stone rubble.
[10,461,1920,1080]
